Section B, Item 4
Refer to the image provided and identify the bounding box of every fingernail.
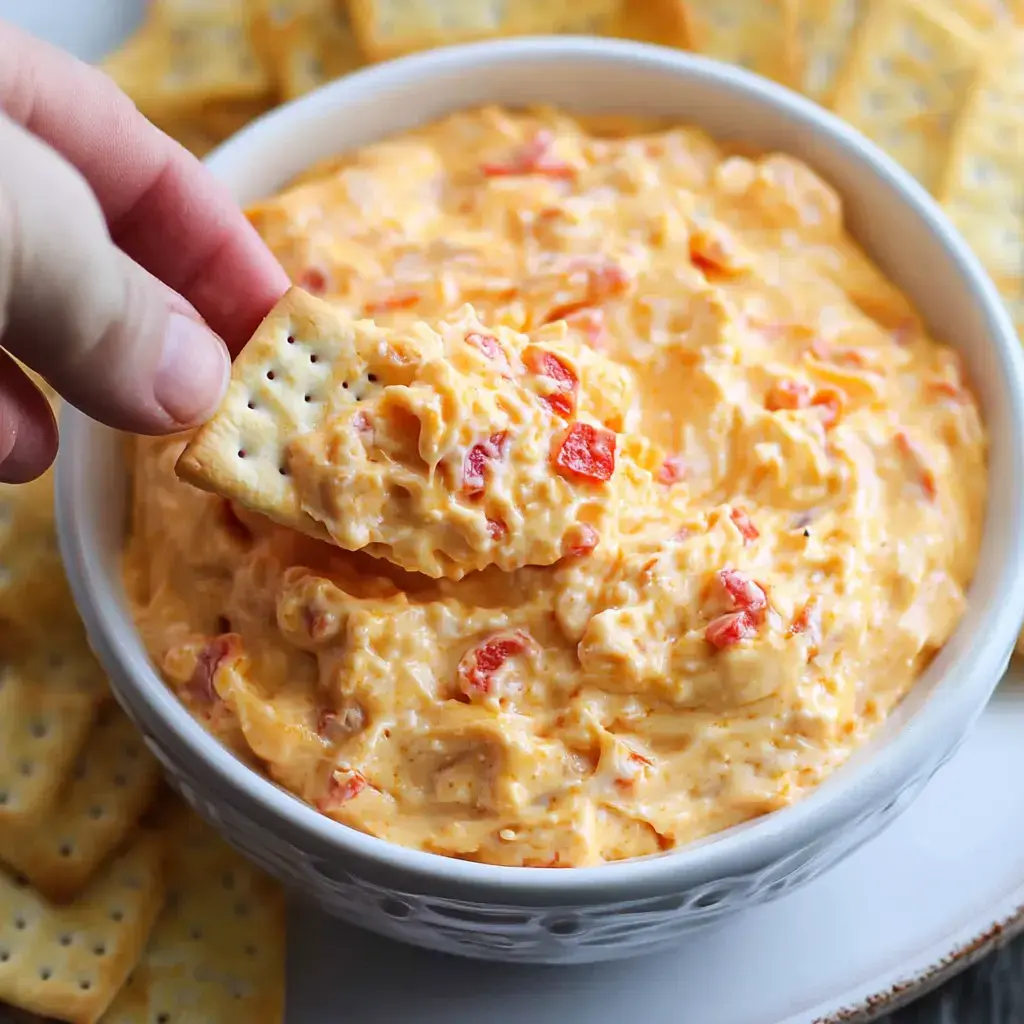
[155,313,230,426]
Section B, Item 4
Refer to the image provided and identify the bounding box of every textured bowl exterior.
[56,39,1024,964]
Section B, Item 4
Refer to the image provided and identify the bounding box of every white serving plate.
[4,1,1023,1020]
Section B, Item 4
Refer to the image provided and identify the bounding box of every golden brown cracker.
[0,709,162,904]
[101,0,272,121]
[100,804,286,1024]
[939,30,1024,335]
[0,471,80,642]
[0,628,108,832]
[795,0,870,105]
[0,832,165,1024]
[680,0,802,87]
[349,0,625,61]
[612,0,691,46]
[831,0,984,191]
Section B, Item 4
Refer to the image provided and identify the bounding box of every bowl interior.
[58,39,1024,894]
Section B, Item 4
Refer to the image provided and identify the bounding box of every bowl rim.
[58,36,1024,900]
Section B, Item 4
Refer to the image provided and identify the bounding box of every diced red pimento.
[318,768,367,811]
[688,227,742,276]
[894,430,938,501]
[463,432,508,494]
[729,506,759,544]
[545,261,630,326]
[554,423,616,483]
[298,265,329,295]
[928,380,967,402]
[705,611,758,649]
[718,569,767,621]
[789,596,822,648]
[811,388,843,430]
[364,292,419,315]
[480,130,576,179]
[765,378,812,412]
[189,634,241,705]
[657,455,687,484]
[466,331,511,373]
[524,346,579,418]
[562,523,599,557]
[458,630,532,696]
[486,517,508,541]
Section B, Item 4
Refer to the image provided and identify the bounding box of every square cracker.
[0,626,109,831]
[176,289,640,578]
[679,0,802,87]
[830,0,984,192]
[0,831,165,1024]
[349,0,625,61]
[0,470,81,641]
[939,30,1024,335]
[100,802,286,1024]
[795,0,870,105]
[0,708,162,904]
[101,0,271,121]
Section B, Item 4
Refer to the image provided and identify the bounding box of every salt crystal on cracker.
[100,803,285,1024]
[0,831,165,1024]
[0,709,161,904]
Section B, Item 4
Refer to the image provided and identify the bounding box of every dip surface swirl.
[124,106,986,867]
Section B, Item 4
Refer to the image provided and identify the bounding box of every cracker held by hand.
[0,831,165,1024]
[100,801,286,1024]
[176,288,646,579]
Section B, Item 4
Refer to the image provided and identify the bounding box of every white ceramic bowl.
[57,37,1024,965]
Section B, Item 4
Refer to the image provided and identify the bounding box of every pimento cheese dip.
[124,107,986,867]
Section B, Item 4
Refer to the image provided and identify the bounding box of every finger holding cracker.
[174,289,649,579]
[100,800,286,1024]
[0,708,162,904]
[0,830,165,1024]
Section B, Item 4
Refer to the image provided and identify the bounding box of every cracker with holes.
[680,0,801,86]
[0,709,161,904]
[176,289,649,578]
[251,0,365,101]
[795,0,869,105]
[0,470,81,641]
[0,830,165,1024]
[939,29,1024,335]
[101,0,271,122]
[830,0,984,191]
[348,0,624,61]
[100,802,285,1024]
[0,626,109,831]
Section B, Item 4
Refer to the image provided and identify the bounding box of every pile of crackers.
[0,395,286,1022]
[101,0,1024,353]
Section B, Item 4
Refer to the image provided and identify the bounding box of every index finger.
[0,19,290,352]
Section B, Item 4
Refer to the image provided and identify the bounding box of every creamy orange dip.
[124,106,986,867]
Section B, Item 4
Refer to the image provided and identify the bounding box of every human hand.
[0,20,290,482]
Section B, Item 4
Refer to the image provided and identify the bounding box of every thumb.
[0,111,230,435]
